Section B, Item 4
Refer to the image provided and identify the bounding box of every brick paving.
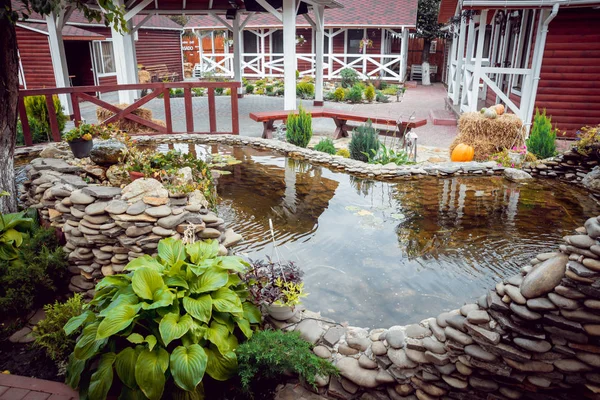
[0,375,78,400]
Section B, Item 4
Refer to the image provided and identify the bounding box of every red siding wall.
[536,7,600,135]
[16,26,55,89]
[136,29,183,80]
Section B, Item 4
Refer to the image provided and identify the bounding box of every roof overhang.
[17,21,107,40]
[461,0,600,7]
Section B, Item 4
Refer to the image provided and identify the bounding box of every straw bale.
[450,112,525,160]
[96,104,156,133]
[138,69,152,84]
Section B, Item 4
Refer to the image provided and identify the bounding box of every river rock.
[582,166,600,191]
[337,357,379,388]
[405,324,431,339]
[106,199,128,214]
[145,205,172,218]
[467,310,489,324]
[513,337,552,353]
[548,292,579,310]
[70,190,95,205]
[90,139,127,166]
[121,178,168,203]
[157,212,189,229]
[465,344,497,362]
[505,284,527,304]
[313,345,331,359]
[520,254,569,298]
[387,349,417,369]
[386,330,406,349]
[504,168,532,182]
[371,341,387,356]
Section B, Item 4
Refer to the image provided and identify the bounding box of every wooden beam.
[208,12,232,30]
[255,0,282,22]
[131,12,155,34]
[124,0,153,21]
[240,12,254,30]
[303,13,316,29]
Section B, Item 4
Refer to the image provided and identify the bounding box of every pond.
[159,142,600,328]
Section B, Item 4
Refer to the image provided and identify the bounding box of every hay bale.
[450,112,525,160]
[138,69,151,84]
[96,104,156,133]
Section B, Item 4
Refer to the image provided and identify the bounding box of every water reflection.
[157,143,600,327]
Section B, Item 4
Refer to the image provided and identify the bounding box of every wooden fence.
[18,81,241,146]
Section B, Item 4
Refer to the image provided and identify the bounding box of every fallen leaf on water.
[356,210,373,216]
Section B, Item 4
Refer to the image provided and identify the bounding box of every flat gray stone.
[106,199,128,214]
[145,205,172,218]
[127,201,147,215]
[548,292,579,310]
[466,310,489,324]
[526,297,557,311]
[358,355,378,369]
[322,326,345,347]
[505,284,527,304]
[386,330,406,349]
[157,212,190,229]
[520,254,569,299]
[337,357,379,388]
[84,201,109,216]
[313,345,331,359]
[509,302,542,320]
[465,344,497,362]
[387,348,417,369]
[566,235,596,249]
[444,326,473,346]
[567,260,600,278]
[371,341,387,356]
[70,190,95,205]
[294,319,325,344]
[422,336,445,354]
[405,324,431,339]
[82,186,122,199]
[152,226,176,237]
[513,337,552,353]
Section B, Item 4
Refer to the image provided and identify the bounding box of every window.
[346,29,363,54]
[92,41,116,75]
[513,10,535,92]
[430,40,437,53]
[271,30,283,54]
[243,30,258,62]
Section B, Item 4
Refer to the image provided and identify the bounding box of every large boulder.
[582,166,600,192]
[504,168,533,182]
[121,178,168,203]
[90,139,127,166]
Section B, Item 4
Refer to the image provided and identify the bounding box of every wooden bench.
[146,64,179,82]
[249,108,427,140]
[410,64,438,81]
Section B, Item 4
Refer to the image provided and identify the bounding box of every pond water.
[159,143,600,328]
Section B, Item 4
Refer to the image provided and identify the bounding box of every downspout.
[524,2,559,134]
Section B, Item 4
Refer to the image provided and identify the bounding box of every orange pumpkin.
[451,143,475,162]
[495,104,505,116]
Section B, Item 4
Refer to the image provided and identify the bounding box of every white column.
[470,10,488,112]
[46,11,72,115]
[314,5,324,105]
[452,15,467,105]
[232,14,243,96]
[282,0,297,110]
[112,16,138,104]
[399,27,409,82]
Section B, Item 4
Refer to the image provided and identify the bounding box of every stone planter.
[67,138,93,159]
[266,304,297,321]
[129,171,145,181]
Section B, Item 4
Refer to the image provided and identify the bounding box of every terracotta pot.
[266,304,297,321]
[67,138,93,159]
[129,171,145,181]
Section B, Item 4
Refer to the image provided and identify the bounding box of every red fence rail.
[18,81,241,147]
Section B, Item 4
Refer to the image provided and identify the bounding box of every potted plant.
[124,148,151,181]
[62,122,94,158]
[241,257,308,321]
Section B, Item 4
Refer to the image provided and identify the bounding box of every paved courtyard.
[79,83,457,149]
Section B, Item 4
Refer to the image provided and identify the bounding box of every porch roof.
[443,0,600,14]
[184,0,418,29]
[16,21,107,40]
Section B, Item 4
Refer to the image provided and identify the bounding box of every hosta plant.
[64,238,261,400]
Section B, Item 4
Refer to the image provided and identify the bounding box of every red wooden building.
[438,0,600,136]
[16,7,183,92]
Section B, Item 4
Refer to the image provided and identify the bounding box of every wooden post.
[232,13,243,96]
[18,97,32,146]
[70,93,81,126]
[112,0,138,104]
[184,87,194,133]
[45,95,61,142]
[453,15,468,105]
[45,11,73,115]
[163,88,172,134]
[314,5,325,106]
[470,10,488,112]
[231,84,239,135]
[400,27,409,82]
[208,87,216,133]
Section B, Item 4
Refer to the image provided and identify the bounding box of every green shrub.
[346,85,363,104]
[255,79,266,87]
[245,84,254,94]
[191,87,205,97]
[215,87,224,95]
[333,87,345,102]
[225,88,231,96]
[296,82,315,99]
[376,91,389,103]
[286,106,312,148]
[314,138,336,154]
[0,208,34,261]
[275,87,285,96]
[340,68,359,88]
[366,143,412,165]
[364,85,375,102]
[527,108,558,159]
[237,330,338,392]
[34,294,84,363]
[349,120,379,162]
[265,85,274,94]
[65,238,261,400]
[382,85,399,96]
[0,225,68,316]
[23,95,67,143]
[335,148,350,158]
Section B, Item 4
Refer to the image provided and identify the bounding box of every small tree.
[416,0,445,85]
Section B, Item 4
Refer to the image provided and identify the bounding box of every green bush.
[314,138,336,155]
[527,108,558,159]
[382,85,399,96]
[340,68,359,88]
[23,95,67,143]
[366,143,412,165]
[364,85,375,102]
[335,148,350,158]
[296,82,315,99]
[0,225,68,316]
[245,84,254,94]
[237,330,338,392]
[34,294,84,363]
[191,87,205,97]
[65,238,261,400]
[255,79,266,87]
[376,92,390,103]
[333,87,345,102]
[349,120,380,162]
[265,85,274,94]
[215,87,224,95]
[275,87,285,96]
[346,85,363,104]
[286,106,312,148]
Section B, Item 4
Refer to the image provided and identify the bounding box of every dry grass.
[138,69,151,84]
[96,104,163,133]
[450,112,525,160]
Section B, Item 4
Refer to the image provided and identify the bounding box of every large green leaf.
[96,275,131,291]
[125,255,165,272]
[132,267,165,300]
[118,387,148,400]
[74,322,106,361]
[115,347,141,389]
[211,288,243,314]
[188,320,208,343]
[158,237,186,268]
[164,275,189,289]
[89,352,116,400]
[185,240,219,264]
[0,211,32,231]
[206,321,237,354]
[99,293,139,317]
[191,269,228,294]
[159,313,193,346]
[141,287,175,310]
[135,348,169,400]
[242,302,262,324]
[215,256,249,273]
[212,312,234,334]
[66,354,86,389]
[1,228,24,247]
[183,295,212,323]
[234,316,252,339]
[170,344,208,391]
[64,310,94,336]
[205,345,237,381]
[96,304,139,340]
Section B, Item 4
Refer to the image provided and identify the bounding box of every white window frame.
[92,40,117,77]
[430,40,437,53]
[511,9,536,95]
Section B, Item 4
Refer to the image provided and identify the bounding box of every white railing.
[194,52,404,81]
